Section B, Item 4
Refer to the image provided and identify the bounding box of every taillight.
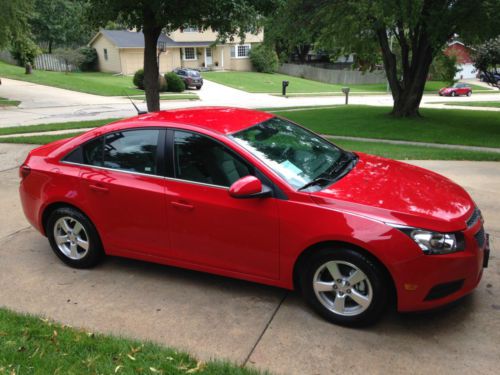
[19,165,31,179]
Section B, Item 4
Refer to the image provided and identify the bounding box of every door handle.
[89,184,109,193]
[171,201,194,210]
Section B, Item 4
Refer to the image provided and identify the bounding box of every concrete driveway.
[0,144,498,374]
[2,77,499,127]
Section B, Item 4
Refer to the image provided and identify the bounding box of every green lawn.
[270,105,500,148]
[0,61,142,96]
[438,101,500,108]
[0,97,20,107]
[130,93,199,101]
[0,118,117,136]
[202,71,489,94]
[0,308,263,375]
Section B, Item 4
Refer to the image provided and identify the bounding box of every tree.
[54,48,85,73]
[430,53,460,86]
[0,0,33,49]
[86,0,278,112]
[474,36,500,89]
[31,0,96,52]
[309,0,500,117]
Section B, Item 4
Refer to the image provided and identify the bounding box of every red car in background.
[19,107,489,326]
[439,82,472,96]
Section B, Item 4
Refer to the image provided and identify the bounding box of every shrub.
[165,72,185,92]
[10,38,40,66]
[133,69,145,90]
[54,48,85,73]
[430,53,460,86]
[79,47,98,71]
[249,44,279,73]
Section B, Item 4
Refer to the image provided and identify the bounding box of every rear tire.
[300,248,388,326]
[46,207,104,269]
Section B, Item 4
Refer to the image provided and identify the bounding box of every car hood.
[310,153,473,232]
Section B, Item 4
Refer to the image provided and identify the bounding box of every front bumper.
[394,221,489,312]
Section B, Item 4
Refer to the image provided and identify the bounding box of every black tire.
[300,248,388,327]
[467,91,472,96]
[185,82,189,90]
[46,207,104,269]
[451,91,457,97]
[196,85,202,90]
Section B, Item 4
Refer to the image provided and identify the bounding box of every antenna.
[125,92,147,115]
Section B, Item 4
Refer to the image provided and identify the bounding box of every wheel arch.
[41,201,94,236]
[292,240,397,303]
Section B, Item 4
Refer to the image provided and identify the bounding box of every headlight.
[390,225,465,255]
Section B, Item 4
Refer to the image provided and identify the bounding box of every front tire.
[451,91,457,97]
[300,248,388,326]
[46,207,104,269]
[467,91,472,96]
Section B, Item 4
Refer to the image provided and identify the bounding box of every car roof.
[109,107,274,135]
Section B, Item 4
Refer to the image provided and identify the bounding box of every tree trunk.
[143,10,162,112]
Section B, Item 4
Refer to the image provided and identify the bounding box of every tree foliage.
[10,38,41,66]
[78,47,99,71]
[474,36,500,88]
[31,0,96,52]
[302,0,500,117]
[0,0,33,49]
[85,0,279,112]
[250,44,279,72]
[430,53,459,86]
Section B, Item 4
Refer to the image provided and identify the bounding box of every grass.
[436,101,500,108]
[203,71,490,94]
[0,97,20,107]
[270,105,500,148]
[333,139,500,161]
[0,307,263,375]
[129,93,199,101]
[0,119,117,136]
[2,129,498,160]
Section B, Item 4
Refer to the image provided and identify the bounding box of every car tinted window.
[188,71,200,77]
[174,130,251,187]
[82,137,104,166]
[102,129,160,175]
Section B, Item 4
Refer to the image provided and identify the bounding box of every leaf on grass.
[130,345,143,354]
[114,365,123,373]
[0,331,7,336]
[186,361,206,374]
[166,357,174,361]
[127,354,136,361]
[149,367,161,373]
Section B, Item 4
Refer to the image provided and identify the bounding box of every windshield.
[188,71,201,77]
[230,117,347,190]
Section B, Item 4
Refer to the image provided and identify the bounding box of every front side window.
[174,130,251,187]
[102,130,160,175]
[231,44,251,58]
[231,118,345,190]
[183,47,196,60]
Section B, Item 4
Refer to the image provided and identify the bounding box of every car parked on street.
[438,82,472,96]
[479,71,500,84]
[173,68,203,90]
[19,107,489,326]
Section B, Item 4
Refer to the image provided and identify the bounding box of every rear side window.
[103,130,160,175]
[83,137,104,166]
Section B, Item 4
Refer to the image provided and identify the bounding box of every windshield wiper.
[298,177,335,191]
[328,152,354,176]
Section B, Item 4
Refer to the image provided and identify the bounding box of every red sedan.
[438,83,472,96]
[19,108,489,326]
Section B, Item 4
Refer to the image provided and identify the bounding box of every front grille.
[475,226,486,249]
[425,280,464,301]
[467,207,481,228]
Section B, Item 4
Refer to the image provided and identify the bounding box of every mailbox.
[342,87,350,104]
[282,80,289,96]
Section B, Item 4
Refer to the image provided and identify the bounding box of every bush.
[54,48,85,73]
[79,47,98,71]
[430,53,460,86]
[133,69,145,90]
[249,44,279,73]
[10,38,40,66]
[165,72,185,92]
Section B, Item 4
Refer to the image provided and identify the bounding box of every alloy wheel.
[53,216,90,260]
[313,260,373,316]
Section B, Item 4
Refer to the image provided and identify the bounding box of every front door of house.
[205,48,213,67]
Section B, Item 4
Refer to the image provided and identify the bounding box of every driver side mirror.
[229,175,272,199]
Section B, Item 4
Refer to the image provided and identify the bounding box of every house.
[444,41,477,79]
[88,28,263,75]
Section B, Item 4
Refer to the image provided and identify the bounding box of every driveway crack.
[242,291,288,367]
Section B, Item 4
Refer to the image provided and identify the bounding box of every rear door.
[75,128,169,257]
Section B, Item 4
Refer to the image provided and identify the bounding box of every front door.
[166,130,280,279]
[205,48,213,66]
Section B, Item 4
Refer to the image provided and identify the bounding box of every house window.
[183,26,199,33]
[183,47,197,61]
[230,44,251,59]
[104,48,108,61]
